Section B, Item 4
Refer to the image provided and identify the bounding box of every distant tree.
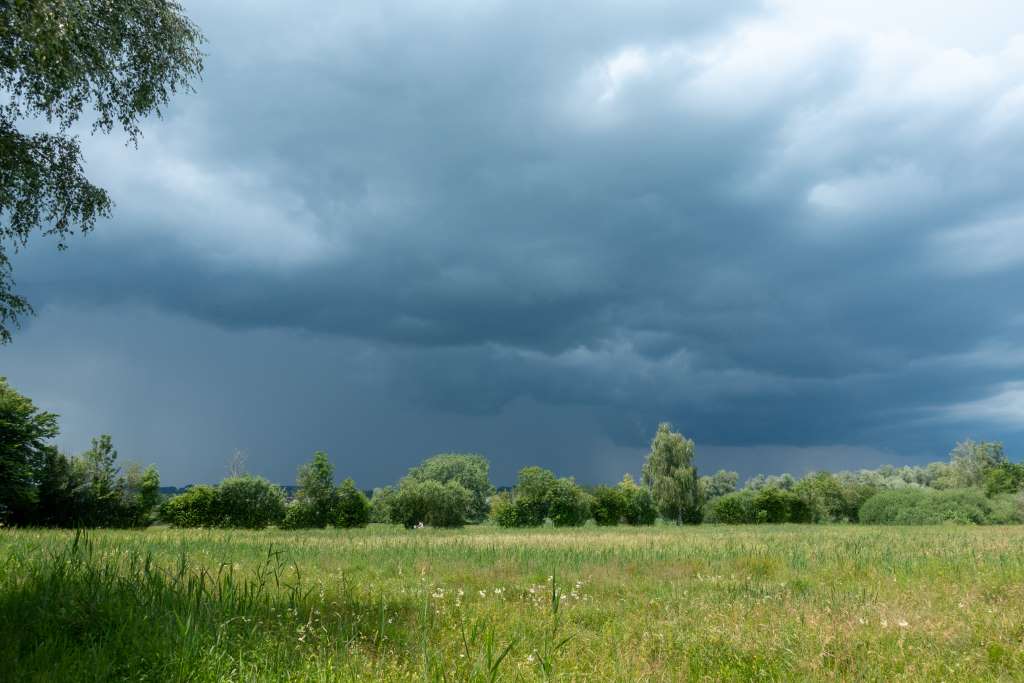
[226,449,248,478]
[924,461,958,490]
[280,499,317,530]
[699,470,739,501]
[489,491,519,527]
[216,476,286,529]
[984,462,1024,496]
[335,478,371,528]
[160,484,219,527]
[122,461,161,526]
[391,480,471,528]
[616,474,657,525]
[949,441,1008,489]
[0,376,59,522]
[794,471,849,522]
[404,453,495,522]
[703,490,757,524]
[369,485,397,523]
[292,451,341,528]
[33,448,83,526]
[591,485,626,526]
[546,478,590,527]
[641,423,702,524]
[0,0,204,340]
[859,488,1001,525]
[745,473,796,491]
[76,435,125,525]
[511,466,558,527]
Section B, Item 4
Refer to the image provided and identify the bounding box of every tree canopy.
[0,0,204,340]
[641,422,702,524]
[0,375,59,520]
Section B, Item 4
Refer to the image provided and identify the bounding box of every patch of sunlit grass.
[2,524,1024,680]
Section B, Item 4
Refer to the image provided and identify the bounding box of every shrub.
[794,472,850,522]
[370,486,397,523]
[489,491,519,527]
[391,480,471,528]
[591,485,625,526]
[280,500,319,530]
[988,493,1024,524]
[546,478,590,527]
[704,489,812,524]
[293,451,341,528]
[704,490,757,524]
[216,476,286,529]
[984,463,1024,496]
[753,485,790,524]
[336,479,371,528]
[0,377,60,524]
[159,485,219,527]
[699,470,739,500]
[617,475,658,525]
[497,466,558,527]
[404,454,494,522]
[858,487,999,525]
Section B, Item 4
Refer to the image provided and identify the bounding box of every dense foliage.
[858,488,1024,525]
[642,423,702,524]
[0,0,204,340]
[402,453,494,522]
[0,376,59,521]
[335,478,371,528]
[390,479,471,528]
[2,378,161,527]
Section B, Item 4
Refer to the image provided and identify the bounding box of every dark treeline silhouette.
[3,377,1023,529]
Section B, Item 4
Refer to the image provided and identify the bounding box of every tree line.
[2,377,1023,529]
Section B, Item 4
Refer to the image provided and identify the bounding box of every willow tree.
[641,422,702,524]
[0,0,204,340]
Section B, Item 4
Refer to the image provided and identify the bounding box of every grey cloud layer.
[8,0,1024,482]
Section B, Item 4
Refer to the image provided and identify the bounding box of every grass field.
[2,524,1024,681]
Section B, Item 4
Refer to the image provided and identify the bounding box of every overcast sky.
[6,0,1024,486]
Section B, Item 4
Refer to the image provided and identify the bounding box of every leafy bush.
[546,478,590,527]
[591,485,625,526]
[27,435,163,529]
[750,488,811,523]
[617,475,657,525]
[292,451,341,528]
[858,487,1003,525]
[704,490,756,524]
[699,470,739,501]
[404,454,494,522]
[0,377,60,523]
[494,467,557,527]
[489,492,519,527]
[922,489,992,524]
[704,489,812,524]
[336,478,371,528]
[159,485,219,528]
[988,493,1024,524]
[391,480,471,528]
[794,472,850,522]
[215,476,286,529]
[280,500,319,530]
[370,486,397,523]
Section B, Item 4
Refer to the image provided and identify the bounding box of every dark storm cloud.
[7,0,1024,483]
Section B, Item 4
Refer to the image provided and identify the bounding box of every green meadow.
[3,524,1024,681]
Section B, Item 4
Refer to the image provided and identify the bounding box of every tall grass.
[2,525,1024,680]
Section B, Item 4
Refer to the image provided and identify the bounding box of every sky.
[5,0,1024,487]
